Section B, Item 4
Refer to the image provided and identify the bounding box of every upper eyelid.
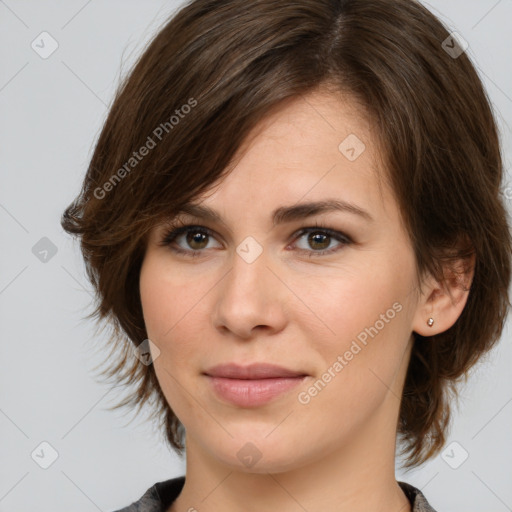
[159,223,351,247]
[162,221,343,236]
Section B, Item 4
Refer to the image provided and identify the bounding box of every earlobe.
[412,255,475,337]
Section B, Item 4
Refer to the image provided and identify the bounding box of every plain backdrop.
[1,1,511,511]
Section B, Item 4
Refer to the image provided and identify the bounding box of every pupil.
[310,232,329,250]
[188,231,207,249]
[184,231,331,251]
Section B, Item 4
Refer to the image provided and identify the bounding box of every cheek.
[140,253,201,341]
[139,253,218,379]
[139,255,205,422]
[298,258,413,399]
[139,264,169,341]
[295,258,409,342]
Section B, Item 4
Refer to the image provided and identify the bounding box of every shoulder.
[112,477,434,512]
[111,485,160,512]
[398,481,438,512]
[112,476,186,512]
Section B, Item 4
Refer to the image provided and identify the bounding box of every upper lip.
[204,363,307,379]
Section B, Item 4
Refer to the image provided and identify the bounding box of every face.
[139,89,422,474]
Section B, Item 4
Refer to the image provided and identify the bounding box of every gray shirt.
[113,476,437,511]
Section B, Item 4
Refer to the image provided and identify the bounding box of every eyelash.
[158,221,353,259]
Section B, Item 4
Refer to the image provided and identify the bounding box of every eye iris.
[179,229,335,252]
[308,232,330,250]
[187,231,208,249]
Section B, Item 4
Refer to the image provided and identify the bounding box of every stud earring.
[427,317,434,327]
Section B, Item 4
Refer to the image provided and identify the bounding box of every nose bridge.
[212,240,285,337]
[224,240,270,306]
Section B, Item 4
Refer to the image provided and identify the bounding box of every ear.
[412,253,475,337]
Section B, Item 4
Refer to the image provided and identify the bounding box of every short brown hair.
[61,0,511,468]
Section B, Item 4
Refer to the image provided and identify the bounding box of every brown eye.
[159,225,221,257]
[185,230,209,250]
[159,224,352,258]
[291,227,352,257]
[307,232,331,251]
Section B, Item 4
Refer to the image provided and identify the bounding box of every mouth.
[203,362,309,407]
[203,362,308,379]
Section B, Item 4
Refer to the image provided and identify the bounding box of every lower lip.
[206,375,307,407]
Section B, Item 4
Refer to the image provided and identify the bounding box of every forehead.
[190,88,394,225]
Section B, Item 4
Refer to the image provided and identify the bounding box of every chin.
[202,433,308,475]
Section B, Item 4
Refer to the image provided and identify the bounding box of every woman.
[61,0,511,510]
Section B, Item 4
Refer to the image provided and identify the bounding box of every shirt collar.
[115,476,437,512]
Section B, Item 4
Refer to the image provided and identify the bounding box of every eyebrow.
[172,199,373,226]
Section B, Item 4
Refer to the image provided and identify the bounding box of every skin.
[139,88,473,512]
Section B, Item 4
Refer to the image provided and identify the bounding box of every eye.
[158,224,221,257]
[290,226,352,257]
[158,222,352,258]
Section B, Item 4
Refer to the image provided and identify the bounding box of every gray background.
[1,1,511,511]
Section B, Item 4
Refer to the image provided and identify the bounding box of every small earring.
[427,317,434,327]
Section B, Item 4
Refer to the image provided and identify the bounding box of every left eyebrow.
[171,198,374,226]
[271,199,374,224]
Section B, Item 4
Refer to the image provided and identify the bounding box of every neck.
[168,401,412,512]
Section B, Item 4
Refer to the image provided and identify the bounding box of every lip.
[203,363,308,408]
[204,362,307,379]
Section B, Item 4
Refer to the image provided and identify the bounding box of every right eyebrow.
[172,198,373,227]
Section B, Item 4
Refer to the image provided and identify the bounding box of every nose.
[211,246,288,340]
